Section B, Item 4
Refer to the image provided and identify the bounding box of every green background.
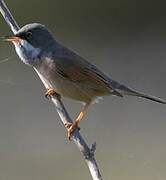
[0,0,166,179]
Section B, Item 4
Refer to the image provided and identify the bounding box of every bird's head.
[4,23,55,65]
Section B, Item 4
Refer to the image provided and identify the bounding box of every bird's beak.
[3,35,22,43]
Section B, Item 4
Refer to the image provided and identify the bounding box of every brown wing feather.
[55,57,123,97]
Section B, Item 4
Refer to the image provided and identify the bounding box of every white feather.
[14,40,41,65]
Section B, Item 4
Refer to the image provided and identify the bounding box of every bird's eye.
[26,31,32,39]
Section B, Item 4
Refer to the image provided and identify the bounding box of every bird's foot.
[45,88,57,98]
[65,122,80,140]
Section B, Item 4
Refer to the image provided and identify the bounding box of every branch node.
[84,151,93,160]
[91,142,97,155]
[84,142,96,160]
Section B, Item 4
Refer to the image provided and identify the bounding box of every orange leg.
[65,102,91,140]
[45,88,58,98]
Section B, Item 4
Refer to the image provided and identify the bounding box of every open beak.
[3,35,22,43]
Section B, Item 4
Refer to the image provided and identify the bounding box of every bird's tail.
[111,80,166,104]
[133,91,166,104]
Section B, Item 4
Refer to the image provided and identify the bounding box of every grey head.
[16,23,55,49]
[6,23,56,65]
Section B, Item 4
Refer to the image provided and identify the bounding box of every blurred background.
[0,0,166,179]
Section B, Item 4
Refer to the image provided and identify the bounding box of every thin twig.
[0,1,103,179]
[0,0,19,33]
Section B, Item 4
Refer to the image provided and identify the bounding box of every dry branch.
[0,1,103,180]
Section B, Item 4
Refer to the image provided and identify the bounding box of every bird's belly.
[51,77,90,102]
[49,75,109,102]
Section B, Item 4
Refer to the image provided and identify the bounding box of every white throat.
[14,40,41,66]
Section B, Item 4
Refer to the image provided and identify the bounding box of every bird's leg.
[45,88,59,98]
[65,102,91,140]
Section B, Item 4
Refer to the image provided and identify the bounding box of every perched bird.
[4,23,166,139]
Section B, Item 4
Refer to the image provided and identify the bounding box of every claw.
[45,88,57,98]
[65,122,80,140]
[64,102,91,140]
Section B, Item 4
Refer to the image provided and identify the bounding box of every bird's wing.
[54,56,123,97]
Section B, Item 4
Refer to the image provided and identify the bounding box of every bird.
[4,23,166,140]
